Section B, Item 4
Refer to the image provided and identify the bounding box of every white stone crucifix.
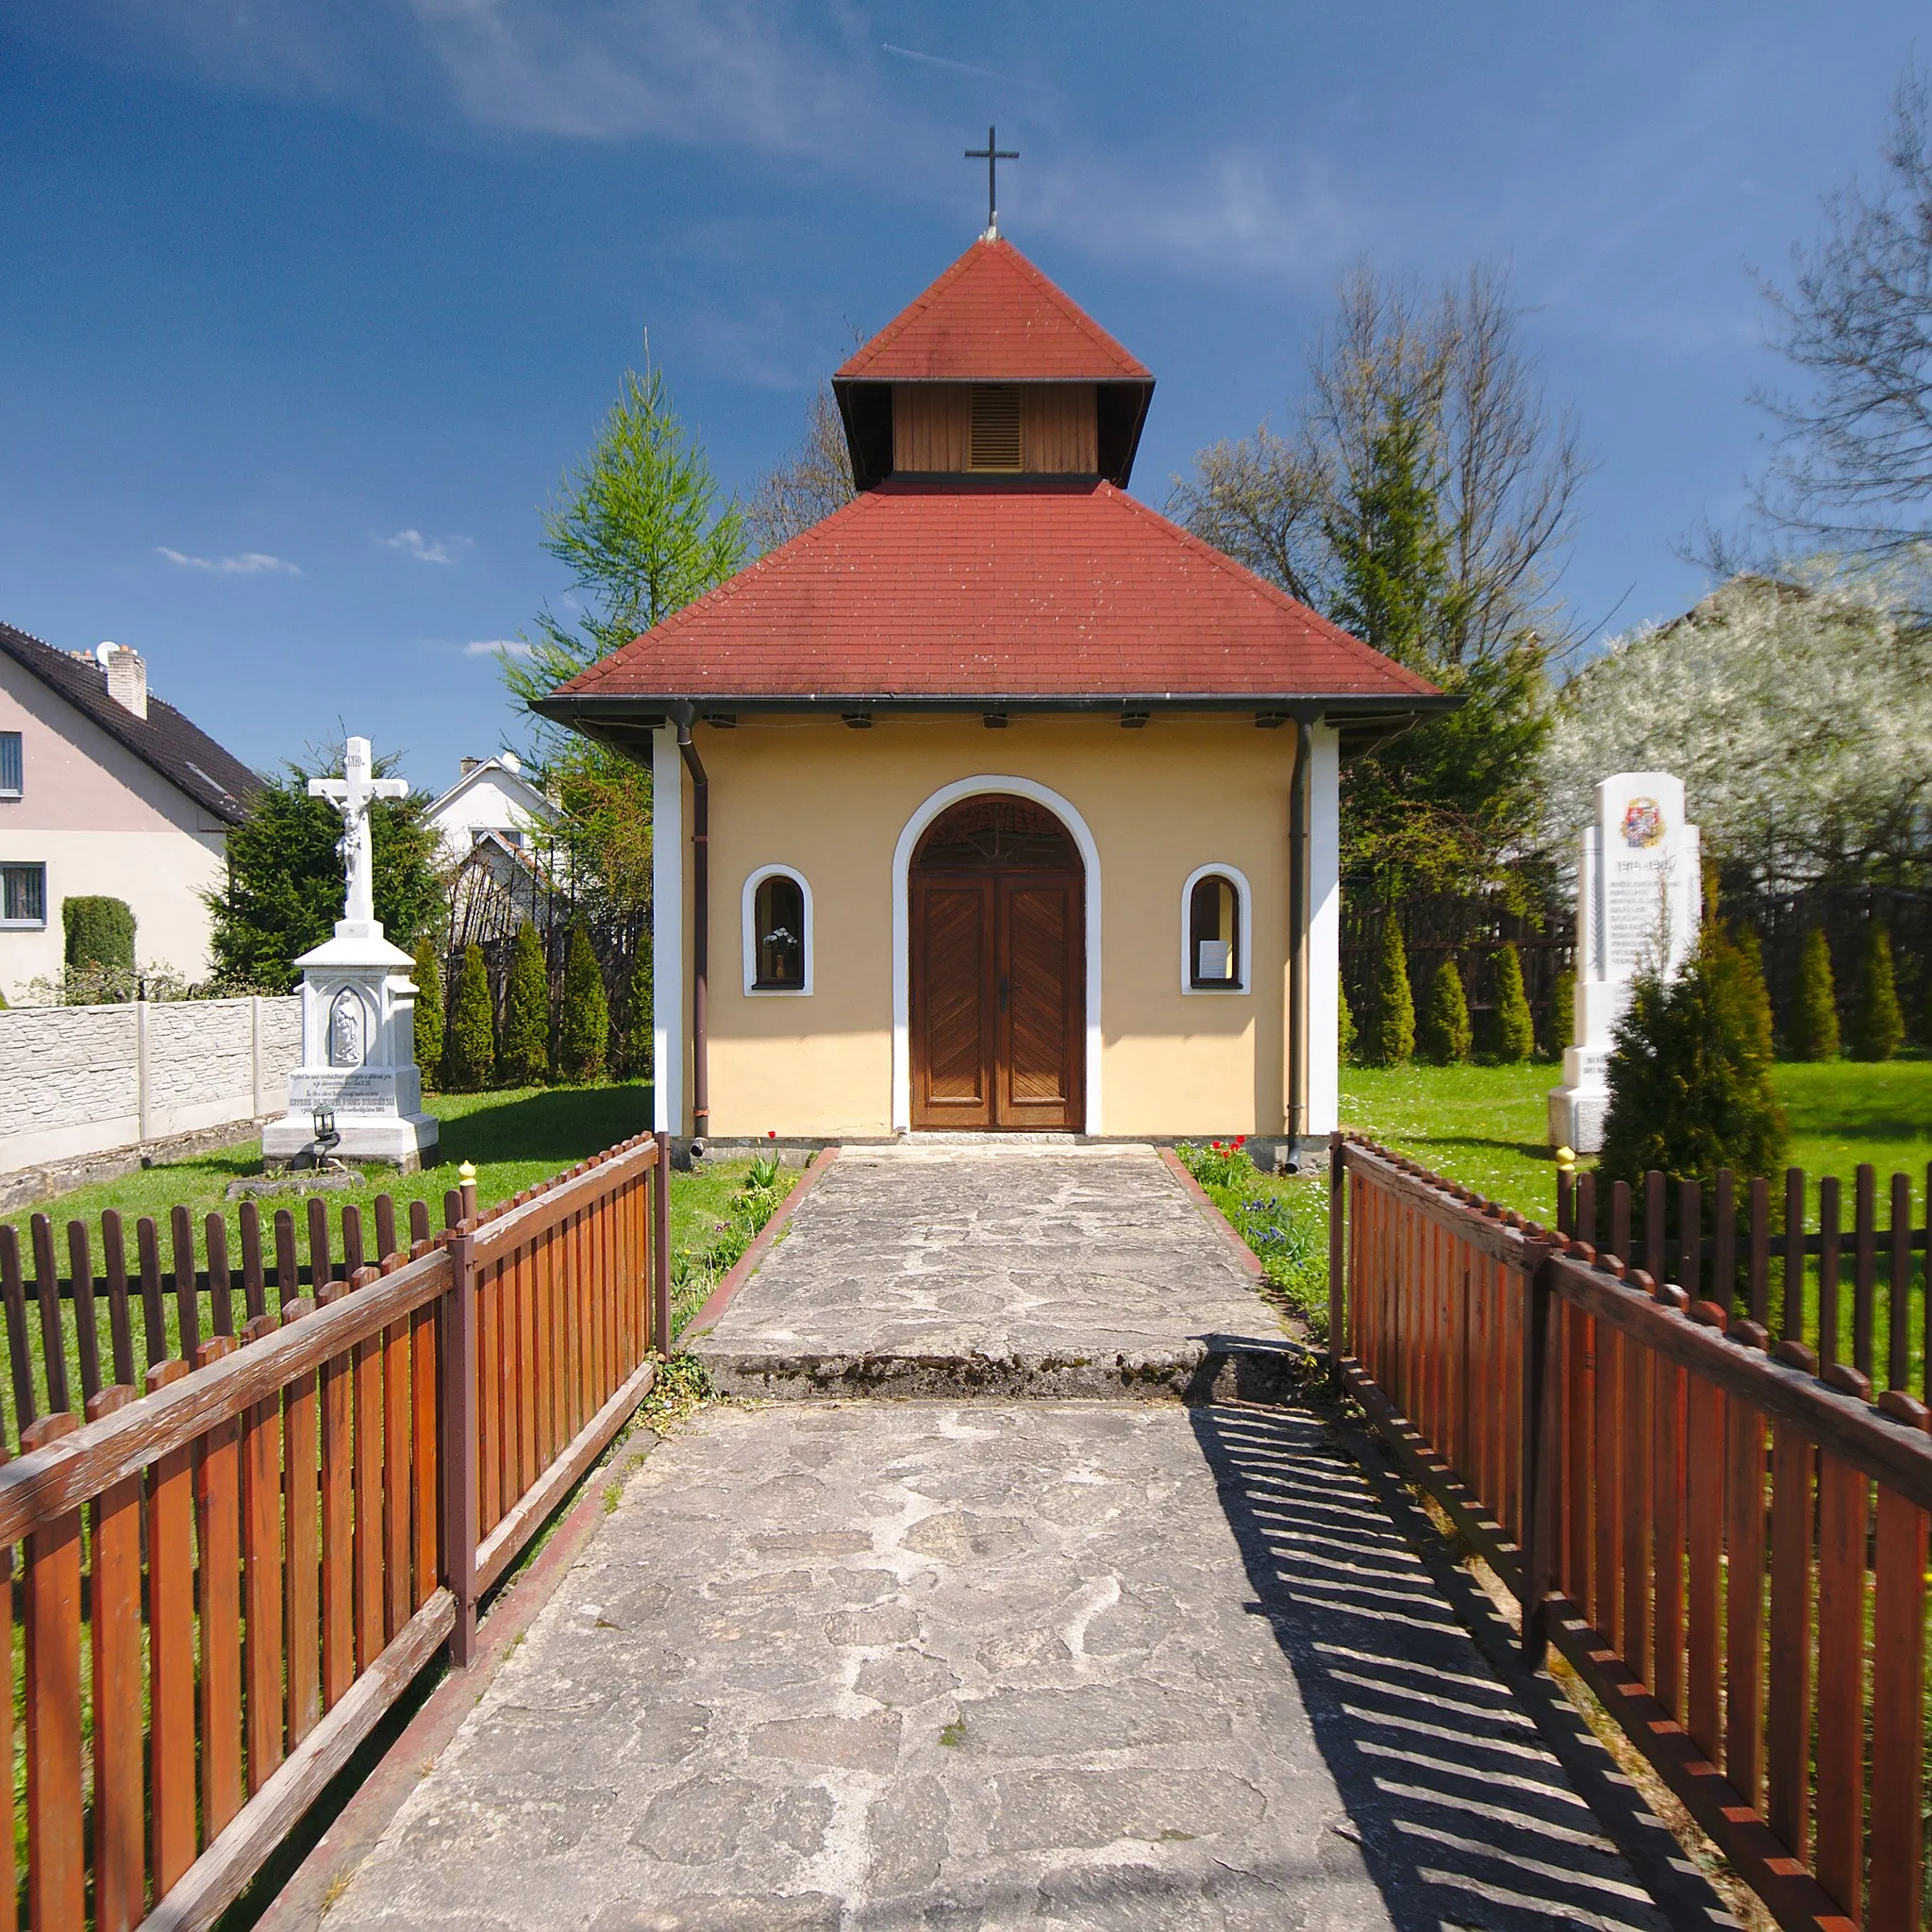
[310,737,408,933]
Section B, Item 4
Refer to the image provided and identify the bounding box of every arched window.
[743,866,811,994]
[1182,865,1251,993]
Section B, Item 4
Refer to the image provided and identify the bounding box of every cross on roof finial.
[964,125,1018,240]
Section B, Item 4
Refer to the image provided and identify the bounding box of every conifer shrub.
[1850,923,1905,1061]
[614,937,653,1079]
[497,922,551,1087]
[1789,927,1840,1060]
[555,923,610,1082]
[1491,943,1535,1063]
[1367,918,1415,1066]
[62,896,136,973]
[1545,966,1574,1056]
[1421,958,1473,1064]
[1338,984,1355,1063]
[1732,927,1774,1062]
[410,935,444,1087]
[1599,928,1790,1196]
[442,944,495,1092]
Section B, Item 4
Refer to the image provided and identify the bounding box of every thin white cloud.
[464,639,533,658]
[881,43,1048,92]
[383,527,466,564]
[157,546,301,575]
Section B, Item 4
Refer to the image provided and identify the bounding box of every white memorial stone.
[262,737,441,1171]
[1547,771,1701,1155]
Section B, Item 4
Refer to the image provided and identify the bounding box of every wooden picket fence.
[0,1129,670,1932]
[1329,1132,1932,1932]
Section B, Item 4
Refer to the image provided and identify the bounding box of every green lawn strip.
[1340,1058,1932,1224]
[1340,1057,1932,1391]
[668,1154,799,1339]
[1174,1141,1330,1340]
[0,1083,689,1432]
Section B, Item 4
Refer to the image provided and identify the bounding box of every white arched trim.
[891,775,1103,1135]
[1179,863,1254,995]
[741,864,813,996]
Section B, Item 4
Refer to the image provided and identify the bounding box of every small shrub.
[498,922,551,1087]
[1545,966,1575,1056]
[62,896,135,975]
[1850,923,1905,1062]
[1338,984,1355,1063]
[1367,918,1414,1067]
[1491,944,1535,1063]
[1789,927,1840,1060]
[410,935,444,1086]
[1599,927,1790,1194]
[1421,958,1473,1065]
[555,922,609,1081]
[442,944,495,1092]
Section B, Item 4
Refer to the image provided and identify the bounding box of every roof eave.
[535,690,1457,722]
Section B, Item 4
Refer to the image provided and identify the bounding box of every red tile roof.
[836,240,1152,384]
[550,481,1440,708]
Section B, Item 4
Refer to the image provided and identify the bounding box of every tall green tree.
[207,754,441,992]
[1790,928,1841,1059]
[614,934,653,1080]
[555,924,610,1082]
[1491,943,1536,1063]
[1367,920,1416,1066]
[500,366,746,925]
[410,935,444,1088]
[498,923,551,1087]
[442,945,495,1093]
[1851,923,1906,1060]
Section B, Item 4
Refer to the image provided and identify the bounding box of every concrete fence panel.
[0,995,302,1184]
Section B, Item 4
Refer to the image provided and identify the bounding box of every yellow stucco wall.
[676,714,1299,1139]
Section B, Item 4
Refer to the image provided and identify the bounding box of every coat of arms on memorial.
[1621,798,1665,848]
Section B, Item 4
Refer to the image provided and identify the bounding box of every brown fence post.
[442,1225,479,1666]
[1519,1242,1557,1669]
[653,1130,672,1354]
[1327,1131,1345,1382]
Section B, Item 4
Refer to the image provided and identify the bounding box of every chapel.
[540,234,1447,1158]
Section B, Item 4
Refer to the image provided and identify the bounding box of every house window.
[743,866,811,994]
[1183,865,1251,993]
[1,862,46,927]
[970,385,1024,471]
[0,732,20,799]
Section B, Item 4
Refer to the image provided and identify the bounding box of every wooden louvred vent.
[969,386,1024,471]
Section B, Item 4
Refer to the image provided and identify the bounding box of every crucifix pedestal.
[262,736,441,1172]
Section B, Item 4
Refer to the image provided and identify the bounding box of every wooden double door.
[909,797,1084,1131]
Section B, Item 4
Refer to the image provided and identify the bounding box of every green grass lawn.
[1341,1057,1932,1224]
[0,1083,796,1417]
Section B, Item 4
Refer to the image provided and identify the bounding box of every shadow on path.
[1190,1400,1734,1932]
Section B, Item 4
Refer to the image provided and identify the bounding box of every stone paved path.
[325,1148,1729,1932]
[695,1146,1286,1400]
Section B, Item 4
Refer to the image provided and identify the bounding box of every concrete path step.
[692,1144,1291,1402]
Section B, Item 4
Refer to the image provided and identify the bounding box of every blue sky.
[0,3,1921,794]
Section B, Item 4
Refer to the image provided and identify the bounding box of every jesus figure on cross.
[310,736,409,932]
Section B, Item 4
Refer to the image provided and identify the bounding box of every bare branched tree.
[745,384,856,554]
[1755,70,1932,560]
[1170,263,1588,664]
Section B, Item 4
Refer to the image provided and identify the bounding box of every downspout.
[1285,715,1313,1158]
[675,714,710,1144]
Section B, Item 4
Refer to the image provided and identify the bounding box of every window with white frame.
[1,862,46,927]
[0,732,20,800]
[743,865,811,994]
[1182,864,1251,993]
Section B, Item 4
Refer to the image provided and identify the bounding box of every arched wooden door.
[909,795,1085,1131]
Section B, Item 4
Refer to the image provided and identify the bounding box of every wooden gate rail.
[1331,1131,1932,1932]
[0,1126,672,1932]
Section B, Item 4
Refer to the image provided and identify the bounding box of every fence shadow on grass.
[1188,1400,1711,1932]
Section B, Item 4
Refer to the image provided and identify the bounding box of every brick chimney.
[98,642,148,721]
